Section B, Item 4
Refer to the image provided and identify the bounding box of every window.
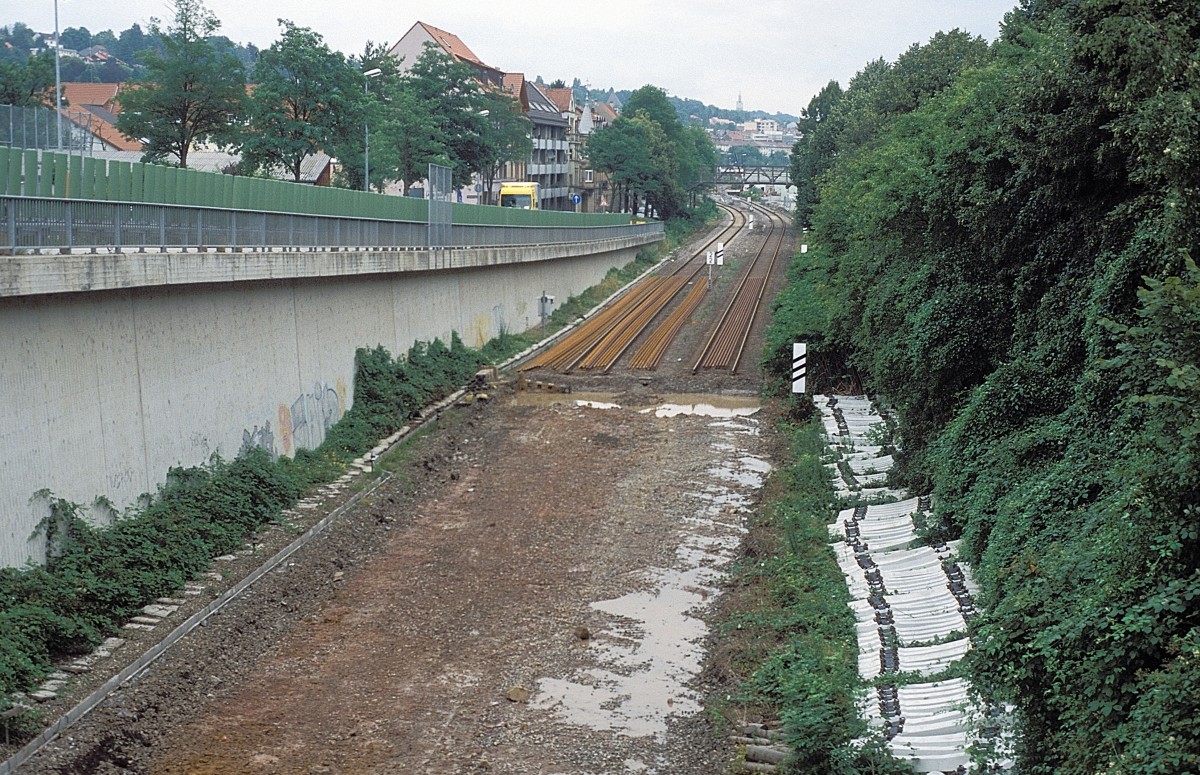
[585,169,594,183]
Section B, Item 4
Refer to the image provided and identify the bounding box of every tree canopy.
[587,84,716,218]
[240,20,364,182]
[115,0,246,167]
[400,43,492,189]
[0,49,56,107]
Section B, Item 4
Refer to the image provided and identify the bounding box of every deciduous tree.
[0,50,57,107]
[402,44,490,188]
[475,88,532,204]
[241,20,363,182]
[115,0,246,167]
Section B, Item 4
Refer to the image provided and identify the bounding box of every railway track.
[691,202,788,374]
[520,203,748,374]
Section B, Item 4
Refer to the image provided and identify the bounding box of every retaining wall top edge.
[0,233,663,298]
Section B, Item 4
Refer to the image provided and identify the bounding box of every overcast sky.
[16,0,1018,115]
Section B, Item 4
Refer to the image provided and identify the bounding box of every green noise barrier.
[3,151,639,231]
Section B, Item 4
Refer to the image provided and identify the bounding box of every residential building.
[742,118,781,135]
[543,87,583,210]
[57,82,142,153]
[500,76,570,210]
[388,21,504,88]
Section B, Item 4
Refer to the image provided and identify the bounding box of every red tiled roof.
[544,88,573,113]
[593,102,618,122]
[418,21,494,70]
[61,82,120,109]
[502,73,527,109]
[57,82,143,152]
[502,73,524,95]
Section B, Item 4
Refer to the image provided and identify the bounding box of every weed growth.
[718,413,914,773]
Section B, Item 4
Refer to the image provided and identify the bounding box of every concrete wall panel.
[0,244,642,567]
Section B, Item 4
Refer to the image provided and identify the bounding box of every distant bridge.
[708,165,792,188]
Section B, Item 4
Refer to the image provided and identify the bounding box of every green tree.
[587,112,675,216]
[767,2,1200,770]
[241,20,364,182]
[58,27,92,51]
[0,49,57,107]
[475,88,532,205]
[401,43,489,188]
[336,41,404,192]
[0,24,37,64]
[386,86,449,195]
[115,0,246,167]
[587,83,715,218]
[789,80,844,227]
[113,23,152,62]
[621,84,683,144]
[678,124,719,207]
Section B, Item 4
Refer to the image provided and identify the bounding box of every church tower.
[736,92,744,112]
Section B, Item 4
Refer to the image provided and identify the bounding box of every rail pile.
[521,204,747,374]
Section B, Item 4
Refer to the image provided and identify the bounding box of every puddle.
[513,391,761,420]
[644,403,760,419]
[576,400,623,410]
[533,415,772,743]
[513,390,622,407]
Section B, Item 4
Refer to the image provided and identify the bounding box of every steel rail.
[629,277,710,370]
[576,276,689,371]
[691,202,788,373]
[521,203,750,373]
[728,204,788,372]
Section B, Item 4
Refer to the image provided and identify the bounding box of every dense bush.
[767,1,1200,770]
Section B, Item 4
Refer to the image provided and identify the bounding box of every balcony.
[527,163,568,176]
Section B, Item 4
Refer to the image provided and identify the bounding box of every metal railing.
[1,196,663,253]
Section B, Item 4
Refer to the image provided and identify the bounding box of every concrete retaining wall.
[0,238,653,567]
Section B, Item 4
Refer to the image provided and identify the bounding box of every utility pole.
[53,0,63,149]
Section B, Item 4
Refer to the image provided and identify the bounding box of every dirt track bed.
[16,385,777,775]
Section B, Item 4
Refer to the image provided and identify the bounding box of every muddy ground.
[9,204,794,775]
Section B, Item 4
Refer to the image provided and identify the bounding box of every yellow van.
[499,182,539,210]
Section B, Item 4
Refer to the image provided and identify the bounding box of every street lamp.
[53,0,63,149]
[362,67,382,192]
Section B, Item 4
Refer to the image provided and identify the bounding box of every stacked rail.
[628,278,709,370]
[521,203,747,373]
[818,395,1011,773]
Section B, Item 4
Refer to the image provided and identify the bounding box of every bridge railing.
[0,196,662,253]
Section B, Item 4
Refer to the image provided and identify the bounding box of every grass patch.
[710,407,915,774]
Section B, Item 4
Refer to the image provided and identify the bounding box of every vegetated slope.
[765,2,1200,772]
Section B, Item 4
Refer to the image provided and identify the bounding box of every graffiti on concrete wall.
[494,304,507,337]
[239,422,276,459]
[471,303,509,348]
[272,378,348,458]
